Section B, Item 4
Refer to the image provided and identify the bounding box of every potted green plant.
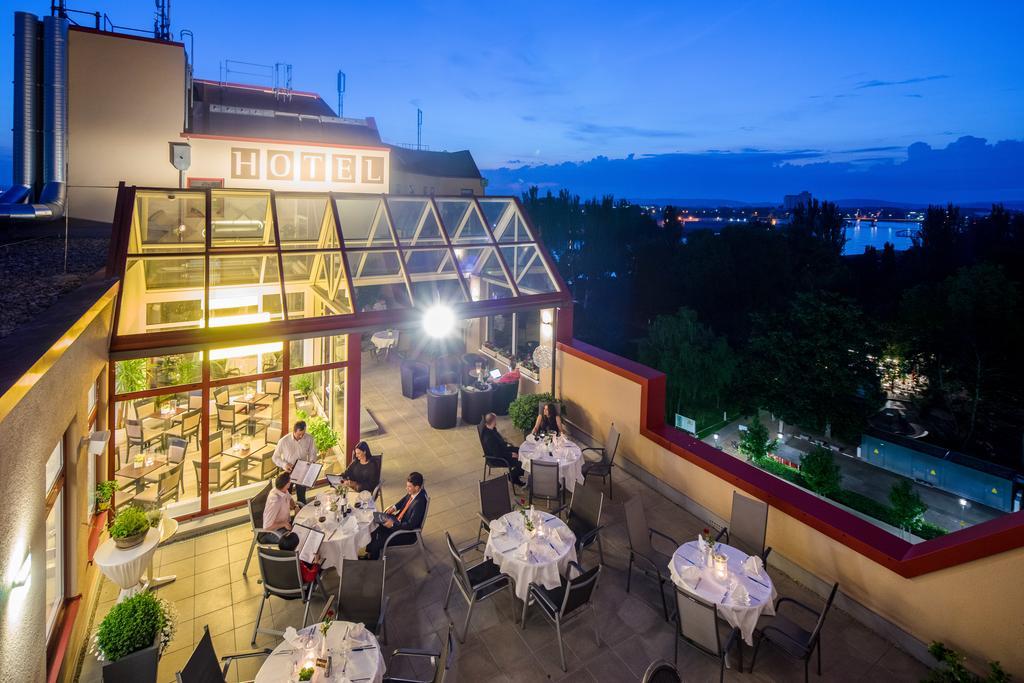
[294,373,315,399]
[93,590,176,679]
[115,358,148,394]
[307,416,339,457]
[508,392,564,435]
[108,506,155,549]
[95,481,117,512]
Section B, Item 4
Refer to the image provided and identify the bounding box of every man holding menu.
[272,420,318,504]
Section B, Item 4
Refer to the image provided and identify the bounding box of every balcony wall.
[555,339,1024,676]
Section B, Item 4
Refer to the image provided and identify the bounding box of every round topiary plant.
[93,591,176,662]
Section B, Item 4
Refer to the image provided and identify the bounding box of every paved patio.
[76,352,931,682]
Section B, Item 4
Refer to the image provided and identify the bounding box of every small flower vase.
[705,546,714,568]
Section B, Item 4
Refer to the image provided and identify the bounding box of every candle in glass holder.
[713,553,729,581]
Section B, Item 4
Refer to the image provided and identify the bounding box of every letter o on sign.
[267,150,294,180]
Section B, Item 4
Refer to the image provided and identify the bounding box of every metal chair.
[715,491,772,566]
[673,586,743,683]
[623,496,677,620]
[442,532,515,643]
[133,463,182,510]
[641,660,683,683]
[562,481,605,565]
[251,547,330,645]
[321,559,388,644]
[477,421,511,482]
[383,622,454,683]
[371,452,385,507]
[528,459,563,509]
[581,423,621,499]
[749,583,840,683]
[382,492,431,574]
[242,482,282,576]
[176,624,270,682]
[521,561,602,672]
[476,476,513,544]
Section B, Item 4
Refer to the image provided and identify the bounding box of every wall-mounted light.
[82,430,110,456]
[540,309,553,326]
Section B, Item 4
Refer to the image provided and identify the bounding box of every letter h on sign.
[231,147,260,179]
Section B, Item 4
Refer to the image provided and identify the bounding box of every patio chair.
[133,463,182,510]
[216,403,248,436]
[242,482,283,576]
[623,495,677,620]
[371,452,385,507]
[265,420,282,445]
[715,490,772,566]
[442,532,515,643]
[239,448,280,485]
[400,360,429,399]
[476,476,513,545]
[527,459,563,509]
[213,386,245,413]
[561,481,605,565]
[434,354,461,386]
[187,389,202,411]
[321,559,389,644]
[251,547,330,644]
[581,422,621,499]
[520,560,602,672]
[382,492,431,574]
[124,418,160,464]
[477,421,511,481]
[194,459,238,494]
[640,660,683,683]
[208,431,224,458]
[383,622,454,683]
[164,409,200,450]
[166,437,188,493]
[673,586,743,683]
[176,624,271,683]
[749,582,840,683]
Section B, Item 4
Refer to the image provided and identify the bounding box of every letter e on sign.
[300,152,326,182]
[231,147,260,179]
[332,154,355,183]
[363,156,385,184]
[267,150,294,180]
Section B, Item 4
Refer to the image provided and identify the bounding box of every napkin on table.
[678,565,701,588]
[282,626,303,649]
[514,543,530,561]
[696,535,709,554]
[743,554,764,576]
[731,583,750,605]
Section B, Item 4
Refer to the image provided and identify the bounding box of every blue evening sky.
[1,0,1022,201]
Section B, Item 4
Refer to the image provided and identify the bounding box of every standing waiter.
[272,420,318,504]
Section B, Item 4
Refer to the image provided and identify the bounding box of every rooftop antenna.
[154,0,171,41]
[336,70,346,117]
[416,108,423,150]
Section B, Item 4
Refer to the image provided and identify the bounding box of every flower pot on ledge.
[113,530,148,549]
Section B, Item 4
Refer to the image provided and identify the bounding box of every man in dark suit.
[479,413,526,487]
[366,472,427,560]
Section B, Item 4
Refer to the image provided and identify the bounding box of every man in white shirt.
[262,472,297,542]
[273,420,318,503]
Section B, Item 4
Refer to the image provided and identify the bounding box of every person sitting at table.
[494,362,520,384]
[365,472,426,560]
[341,441,379,493]
[261,472,297,542]
[272,420,318,504]
[278,531,322,583]
[480,413,526,487]
[531,402,565,437]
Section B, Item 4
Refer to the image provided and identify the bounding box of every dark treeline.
[522,188,1024,466]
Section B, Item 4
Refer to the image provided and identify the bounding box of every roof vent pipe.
[0,14,67,221]
[0,12,39,205]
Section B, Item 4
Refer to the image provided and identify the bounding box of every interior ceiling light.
[422,305,455,338]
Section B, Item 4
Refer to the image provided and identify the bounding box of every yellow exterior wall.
[67,29,185,222]
[556,347,1024,676]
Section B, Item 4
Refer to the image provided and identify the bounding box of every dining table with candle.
[484,509,577,601]
[668,540,777,645]
[254,621,385,683]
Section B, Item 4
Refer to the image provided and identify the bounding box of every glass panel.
[115,353,202,394]
[45,440,62,492]
[327,367,346,474]
[500,244,559,294]
[345,250,411,311]
[454,246,515,301]
[496,204,533,242]
[287,369,344,473]
[336,197,394,246]
[131,190,205,254]
[276,194,337,249]
[45,492,62,636]
[387,197,445,245]
[281,252,352,318]
[289,334,345,369]
[210,190,274,247]
[118,257,205,335]
[210,342,283,380]
[209,380,278,505]
[479,198,514,240]
[404,249,467,306]
[487,313,513,356]
[208,255,283,326]
[515,309,541,359]
[437,198,490,243]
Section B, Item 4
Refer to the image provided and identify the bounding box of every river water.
[843,220,917,255]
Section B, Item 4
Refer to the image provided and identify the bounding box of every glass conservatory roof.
[110,188,567,350]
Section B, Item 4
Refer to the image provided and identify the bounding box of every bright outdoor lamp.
[423,305,455,338]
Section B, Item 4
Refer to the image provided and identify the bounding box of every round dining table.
[484,510,577,601]
[293,491,376,574]
[370,330,398,352]
[518,435,585,493]
[254,621,386,683]
[668,541,777,645]
[94,527,162,602]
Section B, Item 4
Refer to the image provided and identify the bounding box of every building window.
[45,440,63,493]
[44,437,65,638]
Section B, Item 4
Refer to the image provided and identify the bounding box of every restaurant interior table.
[668,540,777,645]
[518,435,585,493]
[254,621,386,683]
[371,329,398,354]
[115,454,168,493]
[294,491,376,574]
[484,509,577,601]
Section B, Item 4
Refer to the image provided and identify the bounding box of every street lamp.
[713,433,720,449]
[958,498,968,528]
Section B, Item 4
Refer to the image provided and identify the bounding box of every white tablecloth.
[294,492,376,574]
[254,621,385,683]
[370,330,397,351]
[94,527,161,600]
[484,510,577,601]
[669,541,777,645]
[519,436,585,493]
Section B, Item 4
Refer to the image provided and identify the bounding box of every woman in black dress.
[531,402,565,436]
[341,441,379,492]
